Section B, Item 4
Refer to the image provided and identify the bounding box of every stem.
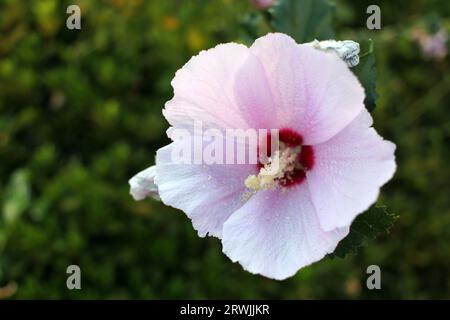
[359,39,374,59]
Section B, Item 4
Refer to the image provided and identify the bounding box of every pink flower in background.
[130,33,396,280]
[411,28,448,61]
[250,0,275,10]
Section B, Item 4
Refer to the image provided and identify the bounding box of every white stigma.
[243,144,302,200]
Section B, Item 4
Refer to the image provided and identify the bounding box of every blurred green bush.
[0,0,449,299]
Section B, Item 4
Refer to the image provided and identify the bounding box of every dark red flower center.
[258,128,314,187]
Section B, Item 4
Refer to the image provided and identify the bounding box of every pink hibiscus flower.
[250,0,276,10]
[130,33,396,280]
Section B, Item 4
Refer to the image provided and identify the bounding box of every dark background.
[0,0,449,299]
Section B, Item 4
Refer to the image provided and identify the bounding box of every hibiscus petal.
[155,138,257,238]
[222,185,349,280]
[164,43,262,132]
[233,52,278,129]
[250,33,365,144]
[306,109,396,231]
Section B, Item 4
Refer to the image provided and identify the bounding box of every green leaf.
[240,12,272,45]
[329,206,399,258]
[270,0,335,43]
[240,12,261,44]
[2,169,31,225]
[353,39,378,112]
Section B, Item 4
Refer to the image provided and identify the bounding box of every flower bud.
[250,0,275,10]
[306,39,360,67]
[129,166,160,201]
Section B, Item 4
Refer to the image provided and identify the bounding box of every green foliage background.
[0,0,449,299]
